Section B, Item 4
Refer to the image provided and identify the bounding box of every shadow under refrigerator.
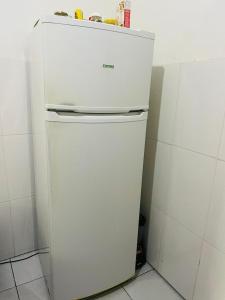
[29,16,154,300]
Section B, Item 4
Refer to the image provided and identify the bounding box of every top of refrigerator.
[31,15,154,114]
[35,16,155,40]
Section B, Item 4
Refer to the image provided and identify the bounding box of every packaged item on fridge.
[103,18,118,25]
[75,9,84,20]
[89,13,102,22]
[54,11,68,16]
[124,1,131,28]
[116,0,131,28]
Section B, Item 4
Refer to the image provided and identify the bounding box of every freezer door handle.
[46,111,148,123]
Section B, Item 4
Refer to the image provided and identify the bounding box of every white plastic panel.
[47,118,147,300]
[43,23,154,110]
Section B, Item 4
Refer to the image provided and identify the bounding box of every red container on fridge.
[117,0,131,28]
[124,5,131,28]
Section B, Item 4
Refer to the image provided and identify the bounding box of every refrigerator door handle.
[45,104,149,114]
[46,111,148,123]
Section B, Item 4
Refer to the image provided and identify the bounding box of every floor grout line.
[9,261,20,300]
[136,268,154,278]
[16,276,44,288]
[122,287,133,300]
[0,287,18,294]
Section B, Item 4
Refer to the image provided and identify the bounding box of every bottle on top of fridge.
[116,0,131,28]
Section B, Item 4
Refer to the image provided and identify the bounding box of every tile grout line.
[9,261,20,300]
[122,287,133,300]
[151,202,208,241]
[191,156,220,300]
[136,268,154,278]
[10,249,40,262]
[151,137,220,161]
[16,276,44,288]
[121,267,155,300]
[0,286,18,295]
[0,132,32,137]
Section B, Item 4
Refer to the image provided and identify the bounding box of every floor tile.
[136,263,153,277]
[95,288,130,300]
[17,278,49,300]
[0,260,15,292]
[124,271,182,300]
[11,252,43,286]
[0,288,19,300]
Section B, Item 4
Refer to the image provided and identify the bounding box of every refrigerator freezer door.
[42,23,154,111]
[46,114,147,300]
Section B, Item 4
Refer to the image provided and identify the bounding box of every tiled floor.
[0,252,183,300]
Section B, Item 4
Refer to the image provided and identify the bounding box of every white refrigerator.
[29,16,154,300]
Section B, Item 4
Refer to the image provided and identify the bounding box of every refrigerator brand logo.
[103,64,115,69]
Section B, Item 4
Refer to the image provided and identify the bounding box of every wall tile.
[0,58,31,135]
[151,142,172,212]
[0,202,14,260]
[11,197,35,256]
[218,122,225,161]
[193,243,225,300]
[174,60,225,156]
[157,64,180,144]
[148,67,164,140]
[205,160,225,252]
[167,146,216,237]
[0,115,2,136]
[3,134,33,200]
[141,139,156,217]
[148,64,180,144]
[159,216,202,300]
[152,142,216,237]
[0,137,9,203]
[146,205,165,269]
[145,60,225,300]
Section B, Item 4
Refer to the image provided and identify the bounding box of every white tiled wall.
[0,60,35,260]
[142,59,225,300]
[0,13,36,261]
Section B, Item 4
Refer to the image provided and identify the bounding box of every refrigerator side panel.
[29,28,52,293]
[43,23,154,110]
[46,118,147,300]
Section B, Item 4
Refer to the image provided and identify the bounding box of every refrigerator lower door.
[46,111,147,300]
